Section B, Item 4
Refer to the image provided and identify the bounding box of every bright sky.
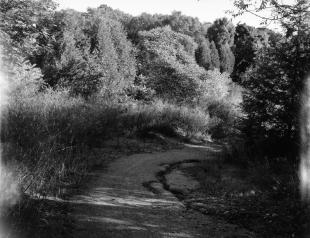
[56,0,281,29]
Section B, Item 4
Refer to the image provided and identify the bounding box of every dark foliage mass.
[235,0,310,160]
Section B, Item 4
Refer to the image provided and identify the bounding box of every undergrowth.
[1,89,218,198]
[203,139,308,237]
[184,154,307,238]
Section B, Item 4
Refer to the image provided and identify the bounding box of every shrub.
[123,99,211,138]
[196,69,243,138]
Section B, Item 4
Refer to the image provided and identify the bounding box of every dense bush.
[196,69,243,138]
[137,26,205,103]
[123,100,211,138]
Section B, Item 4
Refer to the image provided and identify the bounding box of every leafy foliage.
[54,9,136,98]
[207,18,235,73]
[231,0,310,159]
[0,31,44,99]
[198,69,243,138]
[207,18,235,47]
[195,37,212,70]
[232,24,256,82]
[218,43,235,74]
[209,41,221,70]
[137,26,205,102]
[241,32,310,158]
[0,0,59,71]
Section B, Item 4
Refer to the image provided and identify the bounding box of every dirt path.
[66,143,255,238]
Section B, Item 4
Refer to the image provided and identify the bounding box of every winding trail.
[67,143,254,238]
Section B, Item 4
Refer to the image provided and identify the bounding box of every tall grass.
[2,89,216,196]
[124,100,211,138]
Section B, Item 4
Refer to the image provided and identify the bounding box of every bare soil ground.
[59,142,255,238]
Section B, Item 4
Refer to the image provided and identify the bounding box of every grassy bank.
[178,146,307,238]
[1,89,217,198]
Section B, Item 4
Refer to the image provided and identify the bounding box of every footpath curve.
[67,143,254,238]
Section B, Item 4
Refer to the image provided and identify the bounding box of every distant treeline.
[1,2,277,94]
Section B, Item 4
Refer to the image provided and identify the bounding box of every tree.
[219,43,235,74]
[207,18,235,47]
[241,27,310,157]
[207,18,235,73]
[0,0,58,62]
[57,26,101,98]
[137,26,205,103]
[95,15,136,96]
[231,0,310,158]
[232,0,310,24]
[195,37,212,70]
[125,11,207,45]
[88,4,131,24]
[209,41,220,70]
[232,24,256,82]
[0,0,57,43]
[55,9,136,98]
[0,30,44,99]
[164,11,203,37]
[125,13,164,44]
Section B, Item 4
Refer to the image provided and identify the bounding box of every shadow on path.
[46,143,254,238]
